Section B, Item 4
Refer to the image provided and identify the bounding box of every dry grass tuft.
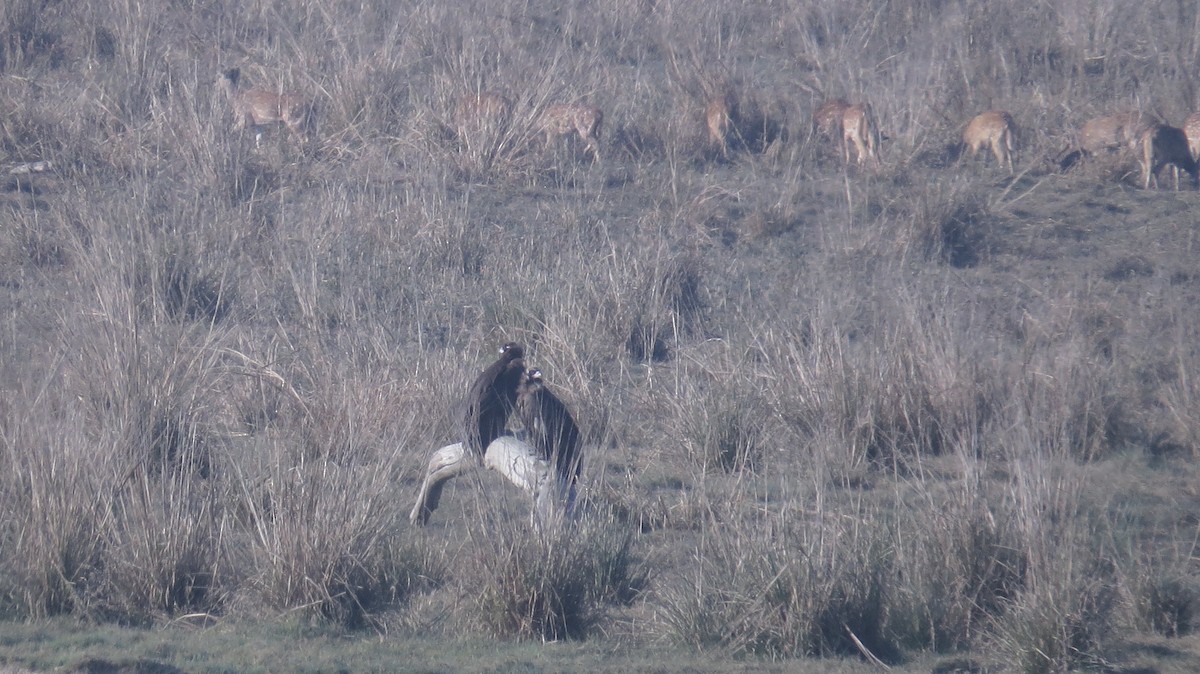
[469,506,647,640]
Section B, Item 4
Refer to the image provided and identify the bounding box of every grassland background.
[3,0,1200,672]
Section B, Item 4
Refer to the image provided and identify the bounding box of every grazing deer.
[451,91,514,167]
[1079,112,1153,155]
[706,94,736,159]
[842,102,881,166]
[813,98,851,140]
[1183,112,1200,162]
[453,91,513,138]
[1138,123,1198,190]
[962,110,1017,173]
[1060,112,1154,172]
[217,68,308,145]
[538,103,604,161]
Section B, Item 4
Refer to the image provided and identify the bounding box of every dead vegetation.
[2,1,1200,673]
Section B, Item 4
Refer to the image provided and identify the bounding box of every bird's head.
[499,342,525,361]
[520,368,544,390]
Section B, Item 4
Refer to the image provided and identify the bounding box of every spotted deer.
[217,68,308,144]
[1138,123,1198,190]
[842,102,881,166]
[962,110,1017,173]
[1183,112,1200,163]
[706,94,736,159]
[449,91,514,166]
[1079,112,1153,155]
[813,98,851,140]
[453,91,513,138]
[1059,112,1155,172]
[538,103,604,161]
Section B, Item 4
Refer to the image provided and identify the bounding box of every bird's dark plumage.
[461,342,525,455]
[516,369,583,484]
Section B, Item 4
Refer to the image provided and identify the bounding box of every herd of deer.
[797,99,1199,189]
[217,68,603,161]
[217,67,1200,189]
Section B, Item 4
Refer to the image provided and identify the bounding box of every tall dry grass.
[0,1,1199,671]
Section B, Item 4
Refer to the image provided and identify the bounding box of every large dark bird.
[515,368,583,485]
[461,342,525,456]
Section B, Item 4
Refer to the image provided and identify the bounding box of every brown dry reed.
[1,1,1199,672]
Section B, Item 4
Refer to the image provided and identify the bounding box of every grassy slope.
[3,0,1200,672]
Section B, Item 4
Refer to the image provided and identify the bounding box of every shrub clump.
[473,509,647,640]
